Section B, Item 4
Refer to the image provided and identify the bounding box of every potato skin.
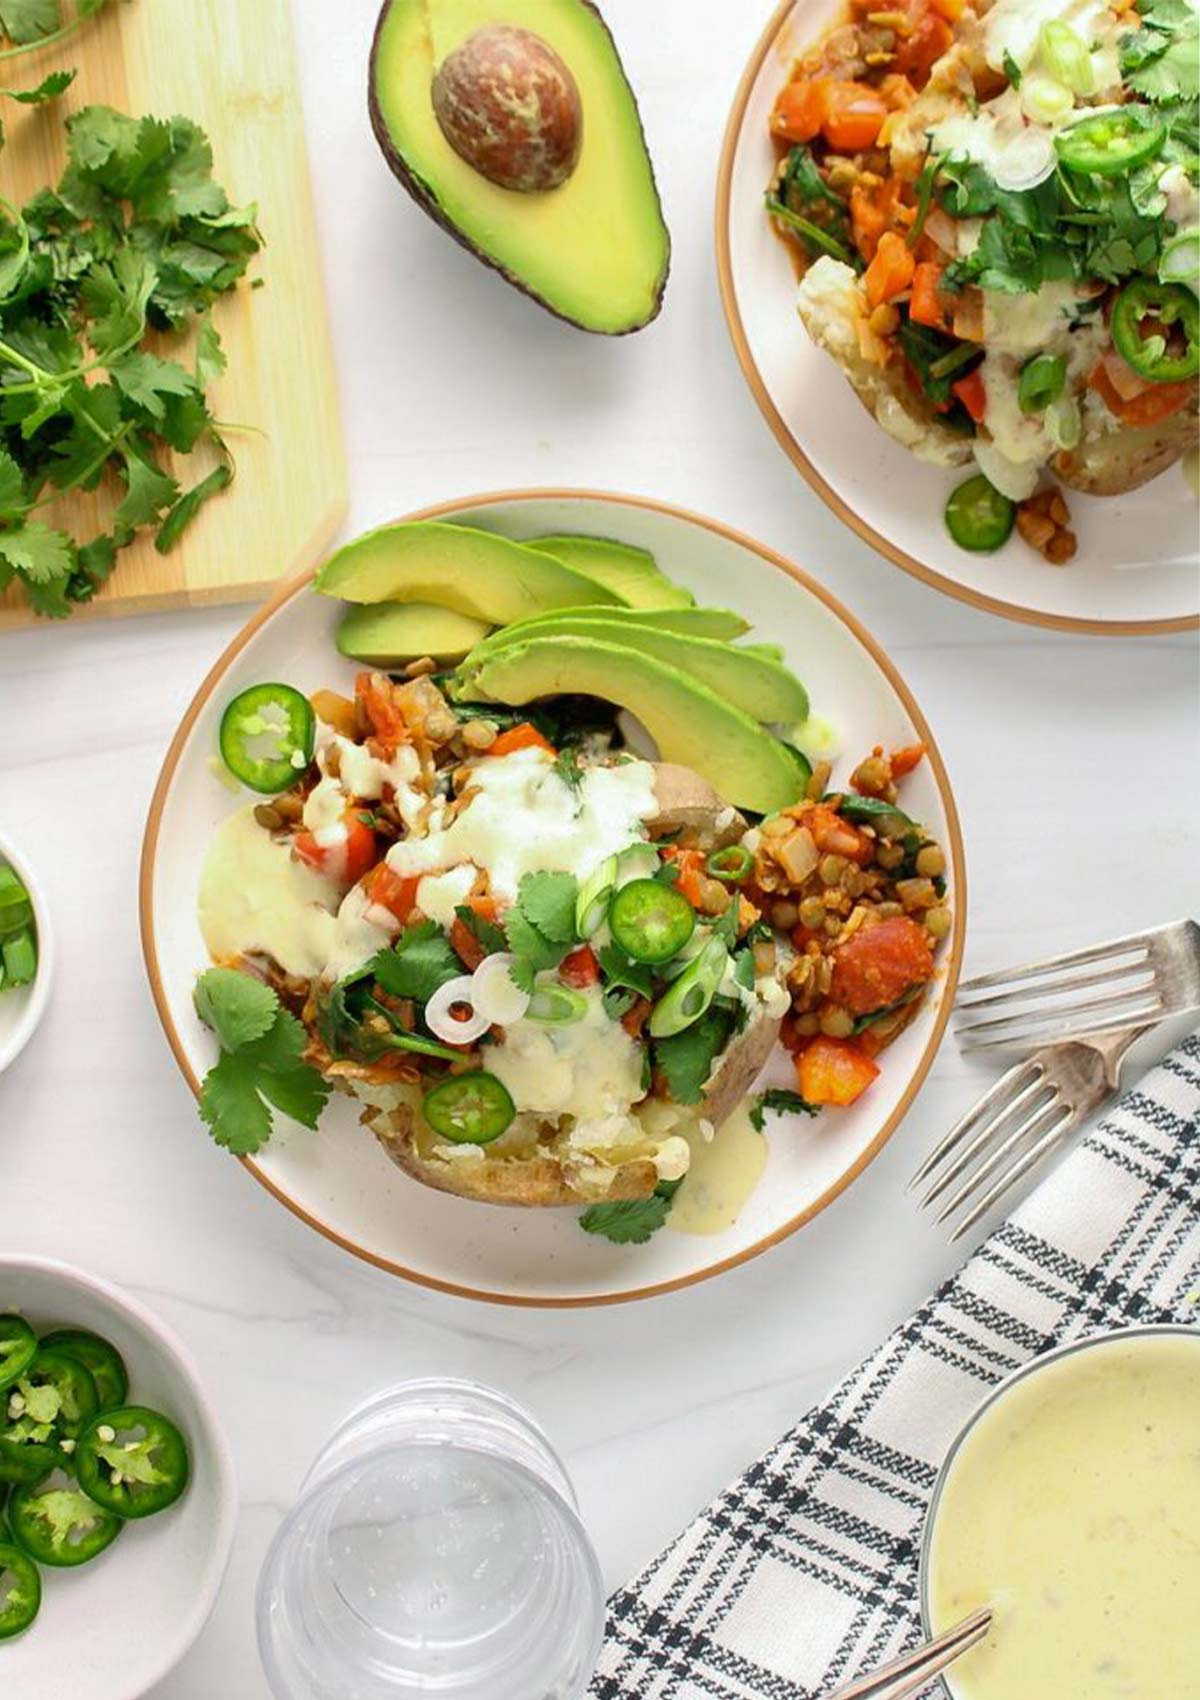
[648,763,746,848]
[698,1010,782,1130]
[1054,396,1199,496]
[366,1101,661,1209]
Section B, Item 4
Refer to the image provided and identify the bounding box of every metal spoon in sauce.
[819,1606,992,1700]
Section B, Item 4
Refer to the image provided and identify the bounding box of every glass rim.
[916,1321,1199,1697]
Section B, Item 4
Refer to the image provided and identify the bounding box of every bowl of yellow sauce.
[921,1325,1200,1700]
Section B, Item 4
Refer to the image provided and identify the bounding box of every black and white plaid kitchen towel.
[590,1030,1200,1700]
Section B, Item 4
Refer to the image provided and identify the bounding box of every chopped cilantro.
[749,1088,820,1132]
[579,1178,682,1245]
[194,968,331,1155]
[552,745,585,796]
[1120,0,1199,102]
[653,1008,733,1106]
[504,871,579,987]
[1002,49,1023,87]
[370,920,462,1003]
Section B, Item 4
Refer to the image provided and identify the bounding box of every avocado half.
[368,0,671,334]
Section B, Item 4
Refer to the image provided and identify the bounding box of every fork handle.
[819,1609,992,1700]
[1085,1023,1154,1089]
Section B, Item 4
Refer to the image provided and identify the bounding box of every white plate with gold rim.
[716,0,1200,637]
[140,489,965,1308]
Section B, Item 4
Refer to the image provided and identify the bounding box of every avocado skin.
[367,0,670,335]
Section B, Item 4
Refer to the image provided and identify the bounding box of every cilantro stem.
[0,2,109,62]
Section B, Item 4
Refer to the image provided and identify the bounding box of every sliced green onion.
[648,937,729,1039]
[1040,20,1093,95]
[1018,352,1067,414]
[526,983,589,1024]
[1020,70,1074,127]
[706,845,754,884]
[1045,393,1082,450]
[1160,228,1200,290]
[574,854,618,938]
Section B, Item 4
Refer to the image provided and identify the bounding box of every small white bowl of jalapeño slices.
[0,831,53,1076]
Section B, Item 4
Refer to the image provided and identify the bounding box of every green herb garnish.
[749,1088,820,1131]
[579,1178,682,1245]
[194,968,330,1155]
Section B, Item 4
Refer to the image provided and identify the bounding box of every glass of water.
[256,1378,606,1700]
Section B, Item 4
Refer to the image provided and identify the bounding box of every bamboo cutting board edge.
[0,0,348,630]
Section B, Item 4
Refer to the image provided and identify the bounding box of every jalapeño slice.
[945,475,1014,552]
[1055,107,1164,176]
[75,1406,190,1521]
[0,1317,36,1391]
[0,1539,40,1638]
[219,682,316,794]
[20,1348,98,1438]
[39,1330,129,1412]
[1112,279,1200,383]
[609,878,696,965]
[8,1472,122,1567]
[421,1072,516,1145]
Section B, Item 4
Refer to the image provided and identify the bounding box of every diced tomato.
[1088,362,1193,429]
[796,1036,880,1106]
[805,803,873,865]
[294,815,377,886]
[771,77,831,143]
[621,996,651,1039]
[890,742,927,779]
[560,945,600,988]
[895,8,953,79]
[663,846,706,906]
[952,368,987,423]
[864,230,916,308]
[909,261,950,331]
[828,916,935,1017]
[489,722,556,758]
[355,672,407,756]
[822,81,888,149]
[450,894,500,971]
[365,863,420,922]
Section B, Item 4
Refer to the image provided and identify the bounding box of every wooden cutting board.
[0,0,347,629]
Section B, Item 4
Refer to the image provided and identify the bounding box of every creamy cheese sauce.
[666,1101,768,1236]
[982,0,1123,83]
[928,1332,1200,1700]
[198,806,395,981]
[384,746,658,901]
[487,985,647,1154]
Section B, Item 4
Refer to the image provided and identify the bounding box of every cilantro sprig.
[749,1088,819,1132]
[0,0,113,60]
[194,968,331,1156]
[579,1178,682,1245]
[0,98,261,615]
[504,871,579,991]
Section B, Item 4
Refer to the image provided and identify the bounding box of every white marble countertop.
[1,1,1196,1693]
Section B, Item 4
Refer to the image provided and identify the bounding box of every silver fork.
[953,920,1200,1053]
[912,920,1200,1239]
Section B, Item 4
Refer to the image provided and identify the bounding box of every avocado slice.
[368,0,670,334]
[338,602,492,664]
[315,521,619,623]
[463,636,804,814]
[469,604,751,655]
[526,536,693,609]
[462,616,808,723]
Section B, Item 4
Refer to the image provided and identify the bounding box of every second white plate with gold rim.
[141,489,965,1308]
[716,0,1200,637]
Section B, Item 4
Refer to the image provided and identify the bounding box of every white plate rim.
[139,486,967,1309]
[714,0,1200,639]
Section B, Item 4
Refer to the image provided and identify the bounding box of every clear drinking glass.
[256,1378,606,1700]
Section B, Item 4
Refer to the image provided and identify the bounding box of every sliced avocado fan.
[469,603,749,644]
[338,602,491,664]
[315,521,618,623]
[462,635,804,814]
[526,535,694,609]
[460,615,808,723]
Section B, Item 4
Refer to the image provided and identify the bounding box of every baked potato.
[796,258,973,469]
[1055,390,1200,497]
[646,762,747,849]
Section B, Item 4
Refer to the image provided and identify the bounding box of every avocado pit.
[431,24,582,193]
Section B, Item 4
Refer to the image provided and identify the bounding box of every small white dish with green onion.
[0,833,53,1076]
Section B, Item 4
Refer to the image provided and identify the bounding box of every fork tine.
[908,1059,1043,1190]
[921,1075,1052,1206]
[958,999,1165,1053]
[957,935,1153,996]
[948,1109,1078,1241]
[956,981,1160,1039]
[933,1097,1070,1225]
[954,962,1157,1015]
